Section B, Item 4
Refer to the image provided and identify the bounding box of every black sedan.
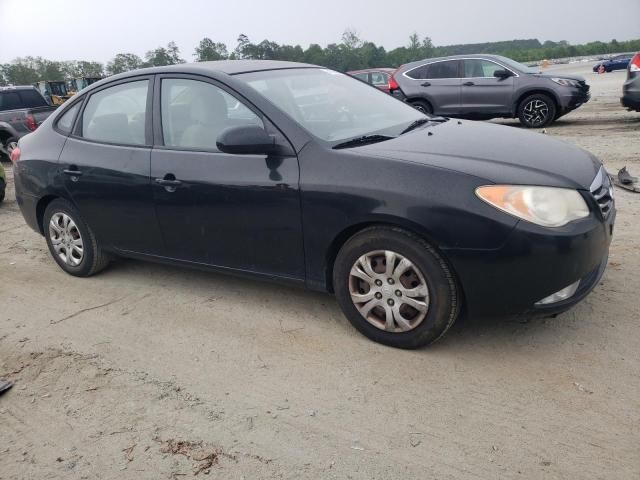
[12,61,615,348]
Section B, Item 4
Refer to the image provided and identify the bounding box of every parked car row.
[11,60,615,348]
[350,54,591,128]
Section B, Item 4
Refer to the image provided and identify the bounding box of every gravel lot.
[1,63,639,479]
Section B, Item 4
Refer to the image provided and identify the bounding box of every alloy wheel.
[49,212,84,266]
[348,250,430,332]
[522,99,549,126]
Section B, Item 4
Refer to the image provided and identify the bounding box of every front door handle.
[421,81,431,87]
[463,81,475,86]
[155,175,182,193]
[154,178,182,187]
[63,167,83,181]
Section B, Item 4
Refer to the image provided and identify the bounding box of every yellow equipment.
[35,81,71,106]
[66,77,102,96]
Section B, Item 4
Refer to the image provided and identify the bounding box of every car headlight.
[476,185,590,227]
[551,77,580,88]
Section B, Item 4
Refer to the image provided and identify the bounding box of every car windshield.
[238,68,425,142]
[493,56,540,74]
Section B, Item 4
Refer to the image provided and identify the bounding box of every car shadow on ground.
[108,256,587,353]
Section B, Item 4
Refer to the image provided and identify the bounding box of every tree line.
[2,31,639,86]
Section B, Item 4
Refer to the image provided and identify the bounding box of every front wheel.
[43,199,110,276]
[409,100,433,115]
[517,94,556,128]
[333,227,460,349]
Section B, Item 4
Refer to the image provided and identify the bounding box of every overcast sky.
[1,0,638,63]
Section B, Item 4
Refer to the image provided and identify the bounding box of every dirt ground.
[1,63,639,479]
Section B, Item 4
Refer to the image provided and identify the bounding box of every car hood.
[355,120,600,189]
[533,72,586,82]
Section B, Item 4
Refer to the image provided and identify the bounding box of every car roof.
[398,54,512,70]
[347,68,395,74]
[0,85,38,91]
[109,60,321,80]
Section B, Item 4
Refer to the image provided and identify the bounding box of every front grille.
[589,167,614,218]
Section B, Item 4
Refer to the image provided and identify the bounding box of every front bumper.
[445,205,615,319]
[558,89,590,113]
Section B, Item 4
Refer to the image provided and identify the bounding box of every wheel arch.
[513,89,559,115]
[404,96,434,113]
[36,194,62,235]
[324,217,456,294]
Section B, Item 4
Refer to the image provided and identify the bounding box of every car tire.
[409,100,433,115]
[0,178,5,203]
[517,93,556,128]
[43,198,110,277]
[4,137,18,154]
[333,226,460,349]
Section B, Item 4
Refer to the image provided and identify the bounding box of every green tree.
[194,38,228,61]
[0,57,39,85]
[232,34,252,59]
[106,53,143,75]
[144,41,185,67]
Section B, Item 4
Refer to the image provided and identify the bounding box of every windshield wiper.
[400,116,449,135]
[332,134,395,150]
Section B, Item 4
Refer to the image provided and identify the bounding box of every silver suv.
[391,54,590,128]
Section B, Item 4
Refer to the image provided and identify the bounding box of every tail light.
[10,146,21,163]
[24,114,37,132]
[388,72,400,91]
[630,53,640,72]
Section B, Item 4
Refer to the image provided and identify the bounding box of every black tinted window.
[82,80,148,145]
[406,61,459,79]
[426,61,459,79]
[0,92,21,111]
[18,89,47,108]
[57,102,82,134]
[405,65,429,79]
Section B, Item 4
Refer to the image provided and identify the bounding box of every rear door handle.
[421,82,431,87]
[463,81,475,86]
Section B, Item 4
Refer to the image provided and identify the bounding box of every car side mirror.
[494,69,513,79]
[216,125,276,155]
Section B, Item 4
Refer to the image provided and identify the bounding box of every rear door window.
[0,92,21,111]
[18,89,48,107]
[81,80,149,145]
[370,72,389,85]
[406,61,459,79]
[57,102,82,134]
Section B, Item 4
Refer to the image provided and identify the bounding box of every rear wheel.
[517,93,556,128]
[333,227,460,349]
[4,137,18,154]
[43,199,109,276]
[409,100,433,115]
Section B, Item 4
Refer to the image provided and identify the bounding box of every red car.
[347,68,396,93]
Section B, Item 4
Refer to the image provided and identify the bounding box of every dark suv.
[391,54,590,128]
[621,52,640,112]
